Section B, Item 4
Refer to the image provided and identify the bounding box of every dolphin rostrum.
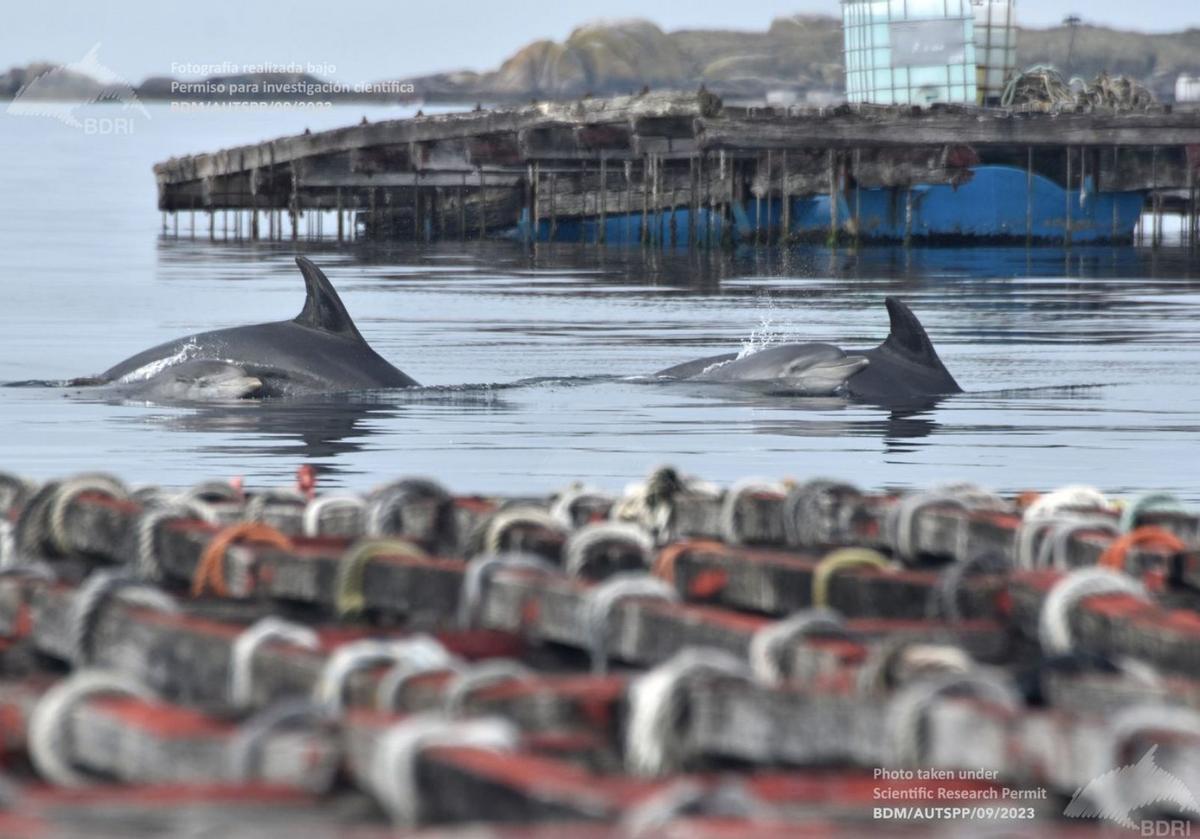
[85,256,418,400]
[653,297,960,404]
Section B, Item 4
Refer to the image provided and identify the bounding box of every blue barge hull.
[514,166,1145,245]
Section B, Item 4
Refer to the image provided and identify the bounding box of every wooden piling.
[624,161,633,245]
[781,150,791,244]
[459,174,466,242]
[640,158,649,246]
[1064,147,1073,248]
[828,149,838,247]
[336,189,344,242]
[765,150,774,243]
[413,183,421,242]
[1026,147,1034,245]
[1151,146,1160,249]
[549,172,558,242]
[1190,162,1197,249]
[478,170,486,241]
[754,153,763,246]
[172,212,178,238]
[597,158,606,245]
[1111,147,1120,242]
[903,187,913,247]
[691,154,700,247]
[700,152,710,247]
[852,149,861,247]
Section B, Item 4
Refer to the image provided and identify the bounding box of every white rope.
[229,617,320,710]
[932,551,1011,622]
[314,639,423,714]
[718,478,787,546]
[67,570,178,666]
[375,639,463,712]
[134,500,216,582]
[442,659,531,717]
[47,474,128,556]
[1023,486,1112,521]
[888,484,1003,565]
[370,713,518,826]
[620,778,769,836]
[0,472,36,515]
[227,698,335,789]
[1068,704,1200,825]
[748,608,847,686]
[28,669,155,787]
[1038,568,1148,655]
[457,552,557,630]
[624,647,752,777]
[244,488,307,523]
[1107,704,1200,769]
[563,522,654,579]
[482,505,565,554]
[1014,517,1062,569]
[885,670,1022,766]
[0,520,15,571]
[549,483,613,528]
[302,493,367,537]
[856,638,974,698]
[781,478,860,548]
[365,478,448,537]
[1036,516,1121,570]
[583,573,679,674]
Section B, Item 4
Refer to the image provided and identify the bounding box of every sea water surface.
[1,104,1198,498]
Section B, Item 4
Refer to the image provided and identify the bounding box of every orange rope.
[1098,526,1186,574]
[652,539,727,584]
[191,522,293,597]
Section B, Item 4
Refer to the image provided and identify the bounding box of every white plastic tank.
[973,0,1017,104]
[1177,75,1200,104]
[842,0,978,106]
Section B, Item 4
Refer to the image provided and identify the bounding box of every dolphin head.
[777,348,870,396]
[141,361,263,401]
[694,343,869,395]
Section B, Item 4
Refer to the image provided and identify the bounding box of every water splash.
[116,339,201,383]
[736,295,794,359]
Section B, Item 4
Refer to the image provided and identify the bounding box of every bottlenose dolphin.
[83,257,418,399]
[655,343,869,396]
[653,298,960,404]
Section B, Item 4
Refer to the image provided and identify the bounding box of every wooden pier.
[154,91,1200,245]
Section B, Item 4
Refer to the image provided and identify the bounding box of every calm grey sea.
[0,104,1197,498]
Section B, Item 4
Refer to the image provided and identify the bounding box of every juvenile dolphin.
[86,257,418,399]
[653,298,960,404]
[655,343,869,396]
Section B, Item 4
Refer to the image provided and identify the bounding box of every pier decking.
[154,92,1200,245]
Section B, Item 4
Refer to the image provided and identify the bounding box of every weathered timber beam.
[696,113,1200,150]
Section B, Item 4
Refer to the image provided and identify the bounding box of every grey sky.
[1,1,1196,84]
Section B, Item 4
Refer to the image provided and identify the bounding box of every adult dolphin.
[653,297,961,404]
[81,256,418,399]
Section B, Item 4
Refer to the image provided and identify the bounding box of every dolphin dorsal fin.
[293,257,364,341]
[880,297,940,362]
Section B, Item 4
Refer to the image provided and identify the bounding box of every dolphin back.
[95,257,419,396]
[848,297,961,401]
